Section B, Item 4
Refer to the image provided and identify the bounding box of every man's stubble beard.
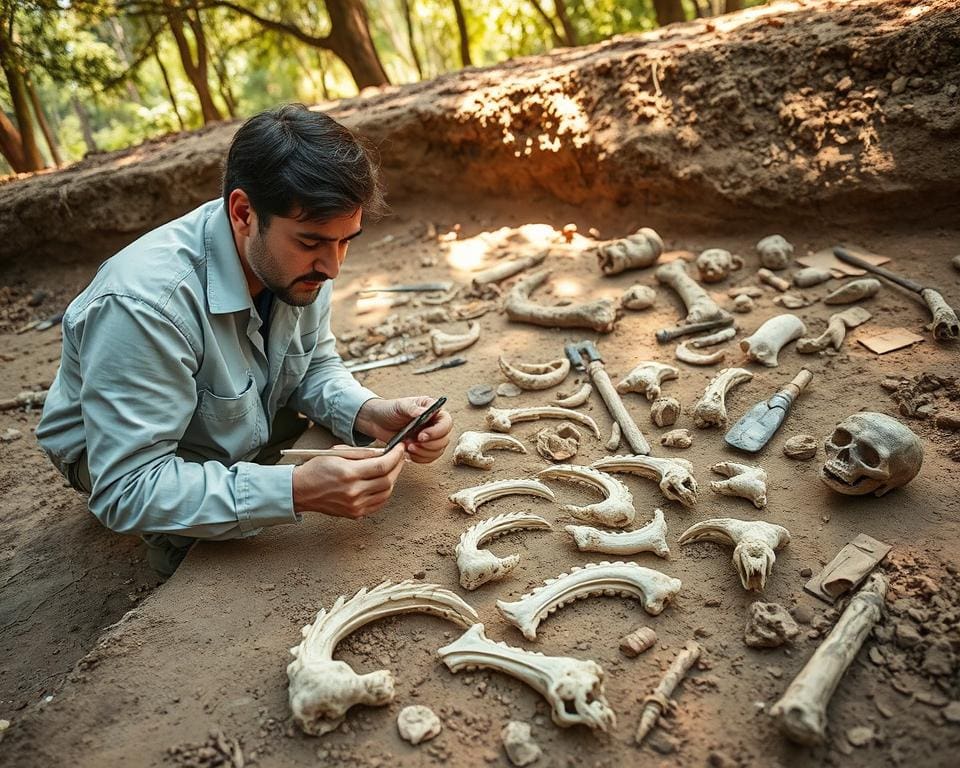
[246,230,323,307]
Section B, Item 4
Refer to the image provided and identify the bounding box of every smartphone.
[382,397,447,452]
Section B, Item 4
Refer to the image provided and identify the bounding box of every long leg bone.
[555,382,592,407]
[593,454,699,509]
[678,518,790,591]
[692,367,753,428]
[486,406,601,438]
[921,287,960,340]
[740,314,806,367]
[538,464,636,527]
[770,573,888,745]
[438,623,616,731]
[288,581,479,735]
[449,477,555,515]
[710,461,768,508]
[499,355,571,390]
[505,270,618,333]
[565,508,670,557]
[655,259,730,324]
[496,561,682,640]
[675,342,726,366]
[597,228,664,275]
[430,322,481,356]
[453,431,527,469]
[615,361,679,401]
[797,306,872,354]
[456,512,551,590]
[635,640,702,744]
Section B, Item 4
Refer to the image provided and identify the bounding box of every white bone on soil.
[797,306,871,353]
[437,623,616,731]
[689,326,737,347]
[792,267,832,288]
[486,406,601,438]
[288,581,479,736]
[456,511,552,590]
[470,251,547,290]
[655,259,730,324]
[692,367,753,428]
[498,355,571,390]
[592,454,699,509]
[823,278,881,305]
[430,321,480,355]
[565,508,669,557]
[740,314,806,367]
[675,341,726,366]
[678,518,790,591]
[496,561,682,640]
[615,361,679,401]
[650,396,681,427]
[757,268,790,292]
[505,269,618,333]
[622,284,657,310]
[597,228,663,275]
[605,421,622,451]
[555,382,592,408]
[538,464,636,528]
[449,477,555,514]
[453,431,527,469]
[660,428,693,448]
[710,461,768,508]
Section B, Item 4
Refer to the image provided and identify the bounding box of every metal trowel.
[724,369,813,453]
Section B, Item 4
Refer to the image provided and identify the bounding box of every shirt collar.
[204,201,255,315]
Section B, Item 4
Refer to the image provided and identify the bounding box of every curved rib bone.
[797,306,871,354]
[538,464,635,527]
[710,461,768,508]
[597,228,664,276]
[615,361,679,401]
[430,322,480,356]
[499,355,571,391]
[678,519,790,591]
[449,477,555,515]
[555,382,592,408]
[496,561,682,640]
[456,512,552,590]
[692,367,753,428]
[592,454,699,509]
[453,431,527,469]
[740,314,806,367]
[505,269,618,333]
[655,259,730,324]
[438,623,616,731]
[675,342,726,366]
[486,406,601,438]
[288,581,479,735]
[565,508,669,557]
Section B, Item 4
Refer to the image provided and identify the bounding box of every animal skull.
[820,412,923,496]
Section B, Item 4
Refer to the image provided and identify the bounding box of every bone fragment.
[288,581,479,735]
[565,508,670,558]
[678,519,790,591]
[470,252,547,290]
[756,235,794,270]
[783,434,817,460]
[921,287,960,340]
[538,464,636,527]
[656,259,730,324]
[793,267,832,288]
[397,705,442,745]
[586,358,652,454]
[732,294,755,313]
[497,561,682,640]
[690,326,737,347]
[615,361,679,401]
[651,396,680,427]
[501,721,542,766]
[486,406,601,438]
[593,454,699,508]
[622,284,657,310]
[797,306,871,353]
[449,477,555,515]
[696,248,744,283]
[710,461,768,508]
[692,367,753,428]
[744,602,800,648]
[823,278,881,305]
[430,321,480,355]
[499,355,571,390]
[740,314,806,367]
[620,626,658,658]
[438,624,616,731]
[676,341,726,366]
[605,421,621,451]
[453,431,527,469]
[770,574,888,745]
[660,428,693,449]
[774,293,813,309]
[555,382,592,407]
[635,640,702,744]
[597,228,664,275]
[505,270,618,333]
[758,268,790,292]
[456,511,552,590]
[536,423,581,461]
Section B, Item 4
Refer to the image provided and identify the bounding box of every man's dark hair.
[222,104,386,232]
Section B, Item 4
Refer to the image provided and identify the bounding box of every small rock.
[893,621,922,648]
[914,690,948,707]
[660,428,693,449]
[646,731,678,755]
[891,75,908,95]
[766,665,784,679]
[704,598,722,607]
[535,422,581,462]
[846,725,874,747]
[868,646,885,665]
[836,75,853,93]
[783,434,817,460]
[694,626,713,639]
[467,385,496,407]
[792,604,814,625]
[496,382,523,397]
[922,644,955,676]
[732,294,755,313]
[745,602,800,648]
[0,428,22,443]
[800,567,813,578]
[622,284,657,310]
[397,705,442,745]
[501,721,541,766]
[28,289,48,307]
[943,701,960,724]
[708,751,734,768]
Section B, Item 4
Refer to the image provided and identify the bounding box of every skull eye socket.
[832,428,853,447]
[859,443,881,468]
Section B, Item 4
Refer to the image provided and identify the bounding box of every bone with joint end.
[661,428,693,449]
[456,512,552,590]
[438,624,617,731]
[693,367,754,428]
[740,314,806,367]
[678,519,790,591]
[605,421,622,451]
[449,477,555,515]
[710,461,768,508]
[770,574,888,745]
[597,228,664,275]
[555,382,592,408]
[505,269,618,333]
[496,561,682,640]
[823,278,881,305]
[656,259,730,324]
[797,306,871,353]
[565,508,670,557]
[288,581,479,736]
[498,355,571,390]
[538,464,636,527]
[589,360,651,454]
[615,361,679,401]
[485,406,601,438]
[453,431,527,469]
[921,288,960,340]
[593,454,699,509]
[430,322,480,356]
[635,640,703,745]
[676,341,726,366]
[470,251,547,289]
[758,268,790,292]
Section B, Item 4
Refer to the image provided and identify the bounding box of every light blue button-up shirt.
[37,200,378,540]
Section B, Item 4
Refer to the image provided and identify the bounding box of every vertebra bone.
[797,306,871,353]
[438,623,616,731]
[710,461,768,508]
[615,361,679,401]
[756,235,794,270]
[499,355,571,390]
[597,228,663,276]
[620,626,658,657]
[650,396,680,427]
[692,367,753,428]
[740,314,806,367]
[555,382,592,408]
[675,341,726,366]
[453,431,527,469]
[823,278,881,305]
[565,508,669,558]
[430,321,480,356]
[288,581,478,735]
[505,269,617,333]
[593,454,699,509]
[656,259,730,324]
[538,464,636,527]
[486,406,601,438]
[660,428,693,449]
[456,512,551,590]
[496,561,682,640]
[449,477,555,515]
[678,519,790,591]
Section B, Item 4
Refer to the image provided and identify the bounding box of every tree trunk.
[164,3,223,124]
[451,0,472,67]
[0,38,45,171]
[26,77,62,167]
[0,108,28,172]
[316,50,331,101]
[108,18,145,105]
[553,0,578,46]
[153,44,186,131]
[323,0,390,90]
[400,0,423,80]
[653,0,686,26]
[71,95,99,154]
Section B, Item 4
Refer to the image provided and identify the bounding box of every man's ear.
[228,188,255,237]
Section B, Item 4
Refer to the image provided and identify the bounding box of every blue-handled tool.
[724,369,813,453]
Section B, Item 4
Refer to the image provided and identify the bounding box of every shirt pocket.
[198,373,260,422]
[184,373,262,463]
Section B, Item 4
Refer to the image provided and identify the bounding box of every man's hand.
[292,445,406,518]
[356,396,453,464]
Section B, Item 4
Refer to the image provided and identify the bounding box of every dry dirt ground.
[2,1,960,766]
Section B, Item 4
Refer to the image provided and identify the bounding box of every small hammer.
[564,341,651,455]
